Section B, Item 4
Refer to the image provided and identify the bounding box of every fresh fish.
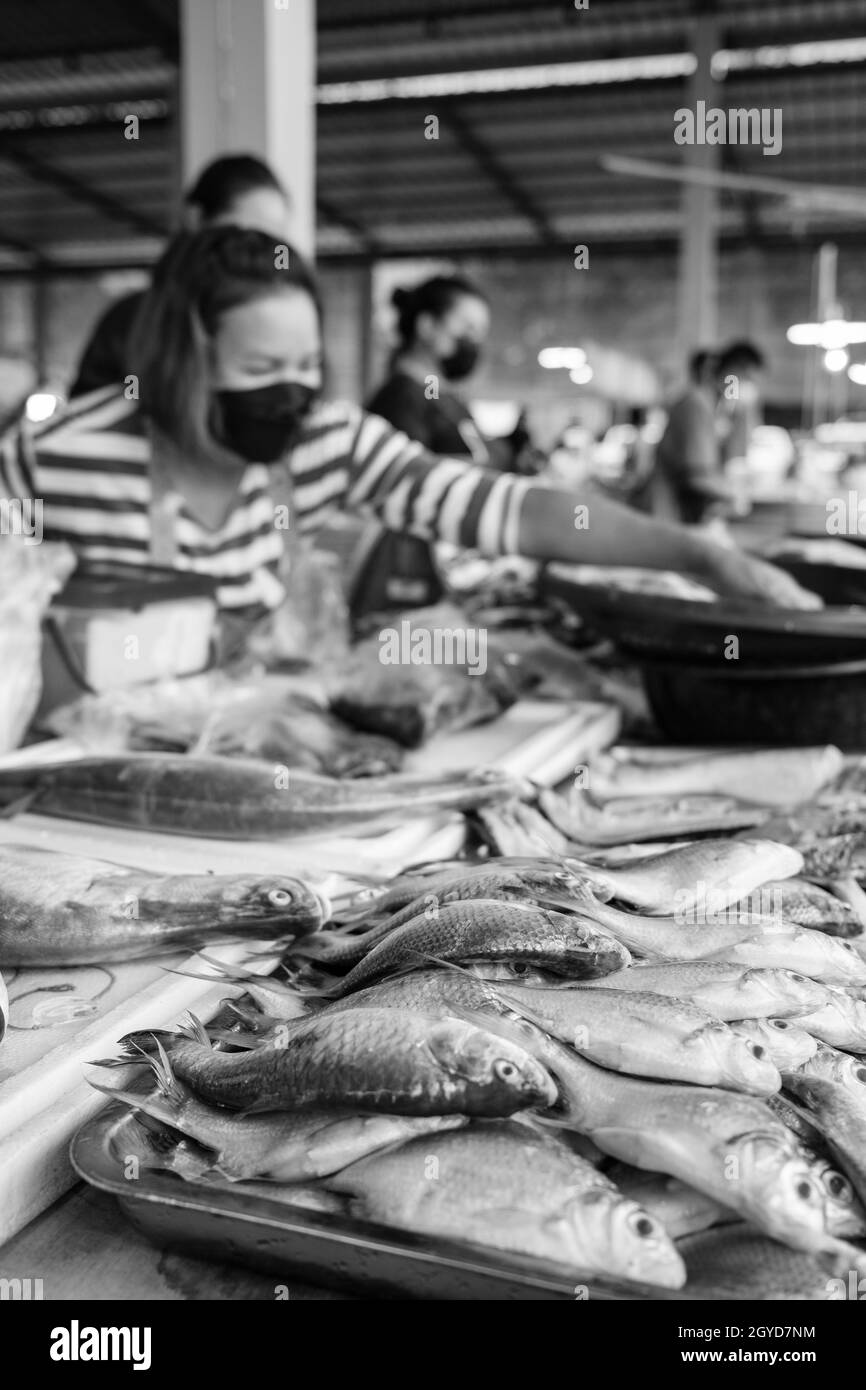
[767,1092,831,1154]
[793,834,866,882]
[491,983,780,1094]
[574,839,803,916]
[729,1019,818,1071]
[571,895,767,962]
[315,901,630,997]
[793,990,866,1051]
[538,1044,857,1263]
[679,1225,845,1300]
[798,1042,866,1094]
[705,921,866,986]
[590,746,843,809]
[0,844,326,966]
[782,1073,866,1209]
[327,1120,686,1289]
[0,755,527,840]
[735,878,860,937]
[539,787,765,847]
[605,1165,735,1240]
[475,803,572,858]
[306,865,598,969]
[805,1155,866,1238]
[117,1008,557,1117]
[90,1045,466,1181]
[585,962,828,1021]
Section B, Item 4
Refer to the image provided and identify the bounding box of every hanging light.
[824,348,850,373]
[569,364,594,385]
[849,363,866,386]
[538,347,586,370]
[787,319,866,348]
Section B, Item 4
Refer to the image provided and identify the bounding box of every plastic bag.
[0,538,75,754]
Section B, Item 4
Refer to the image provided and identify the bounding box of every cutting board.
[0,698,620,1243]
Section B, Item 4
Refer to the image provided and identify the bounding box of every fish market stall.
[4,544,866,1302]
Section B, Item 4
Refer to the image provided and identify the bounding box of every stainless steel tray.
[71,1105,691,1301]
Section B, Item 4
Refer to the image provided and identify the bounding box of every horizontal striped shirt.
[0,388,532,610]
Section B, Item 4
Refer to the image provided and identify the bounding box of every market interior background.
[2,0,866,449]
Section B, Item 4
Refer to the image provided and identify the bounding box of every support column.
[676,15,719,357]
[179,0,316,257]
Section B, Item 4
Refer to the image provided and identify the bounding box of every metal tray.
[70,1104,691,1302]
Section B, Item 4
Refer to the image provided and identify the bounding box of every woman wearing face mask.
[70,154,292,400]
[0,226,817,630]
[356,275,538,615]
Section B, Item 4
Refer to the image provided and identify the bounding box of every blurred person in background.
[355,274,541,617]
[0,227,817,645]
[650,342,764,525]
[70,155,292,399]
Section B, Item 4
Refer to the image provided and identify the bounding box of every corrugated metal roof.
[0,0,865,266]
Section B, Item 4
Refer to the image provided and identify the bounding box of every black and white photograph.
[1,0,866,1333]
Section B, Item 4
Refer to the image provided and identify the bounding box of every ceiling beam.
[440,104,558,247]
[0,144,168,238]
[316,195,381,256]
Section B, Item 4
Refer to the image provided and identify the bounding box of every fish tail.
[179,1012,211,1047]
[150,1036,187,1102]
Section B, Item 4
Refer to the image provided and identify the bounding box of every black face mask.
[440,337,481,382]
[214,381,317,463]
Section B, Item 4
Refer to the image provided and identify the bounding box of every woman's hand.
[702,546,824,610]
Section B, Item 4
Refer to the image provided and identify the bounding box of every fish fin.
[86,1054,150,1069]
[150,1036,187,1102]
[437,997,539,1051]
[117,1029,178,1059]
[84,1074,145,1108]
[179,1012,211,1047]
[207,1028,262,1050]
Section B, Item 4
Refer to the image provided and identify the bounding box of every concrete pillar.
[676,16,719,358]
[179,0,316,257]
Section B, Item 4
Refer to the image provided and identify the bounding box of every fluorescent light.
[849,364,866,386]
[787,321,866,348]
[539,347,586,370]
[824,348,849,372]
[25,392,59,422]
[570,364,594,385]
[317,38,866,105]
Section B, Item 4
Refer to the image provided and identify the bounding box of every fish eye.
[796,1179,816,1201]
[771,1021,788,1030]
[629,1212,657,1239]
[268,888,294,907]
[512,962,529,976]
[750,1043,767,1059]
[826,1172,852,1199]
[856,1068,866,1084]
[494,1059,518,1081]
[790,974,807,983]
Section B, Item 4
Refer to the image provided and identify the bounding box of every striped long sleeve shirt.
[0,388,533,611]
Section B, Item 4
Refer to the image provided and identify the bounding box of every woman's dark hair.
[185,154,288,221]
[717,339,765,376]
[132,225,321,456]
[391,274,487,350]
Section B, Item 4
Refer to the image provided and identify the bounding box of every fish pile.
[92,822,866,1297]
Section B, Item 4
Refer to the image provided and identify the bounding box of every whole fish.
[117,1008,557,1117]
[327,1120,686,1289]
[539,787,765,847]
[782,1073,866,1209]
[572,895,767,963]
[605,1165,735,1240]
[575,839,803,916]
[493,983,780,1095]
[0,754,527,840]
[317,901,630,997]
[309,967,779,1095]
[0,844,327,966]
[590,746,843,809]
[306,865,598,969]
[90,1047,465,1182]
[798,1041,866,1094]
[680,1225,845,1301]
[729,1018,818,1072]
[705,922,866,986]
[585,962,828,1021]
[735,878,860,937]
[537,1043,857,1263]
[793,990,866,1051]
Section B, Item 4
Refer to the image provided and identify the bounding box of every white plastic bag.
[0,538,76,754]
